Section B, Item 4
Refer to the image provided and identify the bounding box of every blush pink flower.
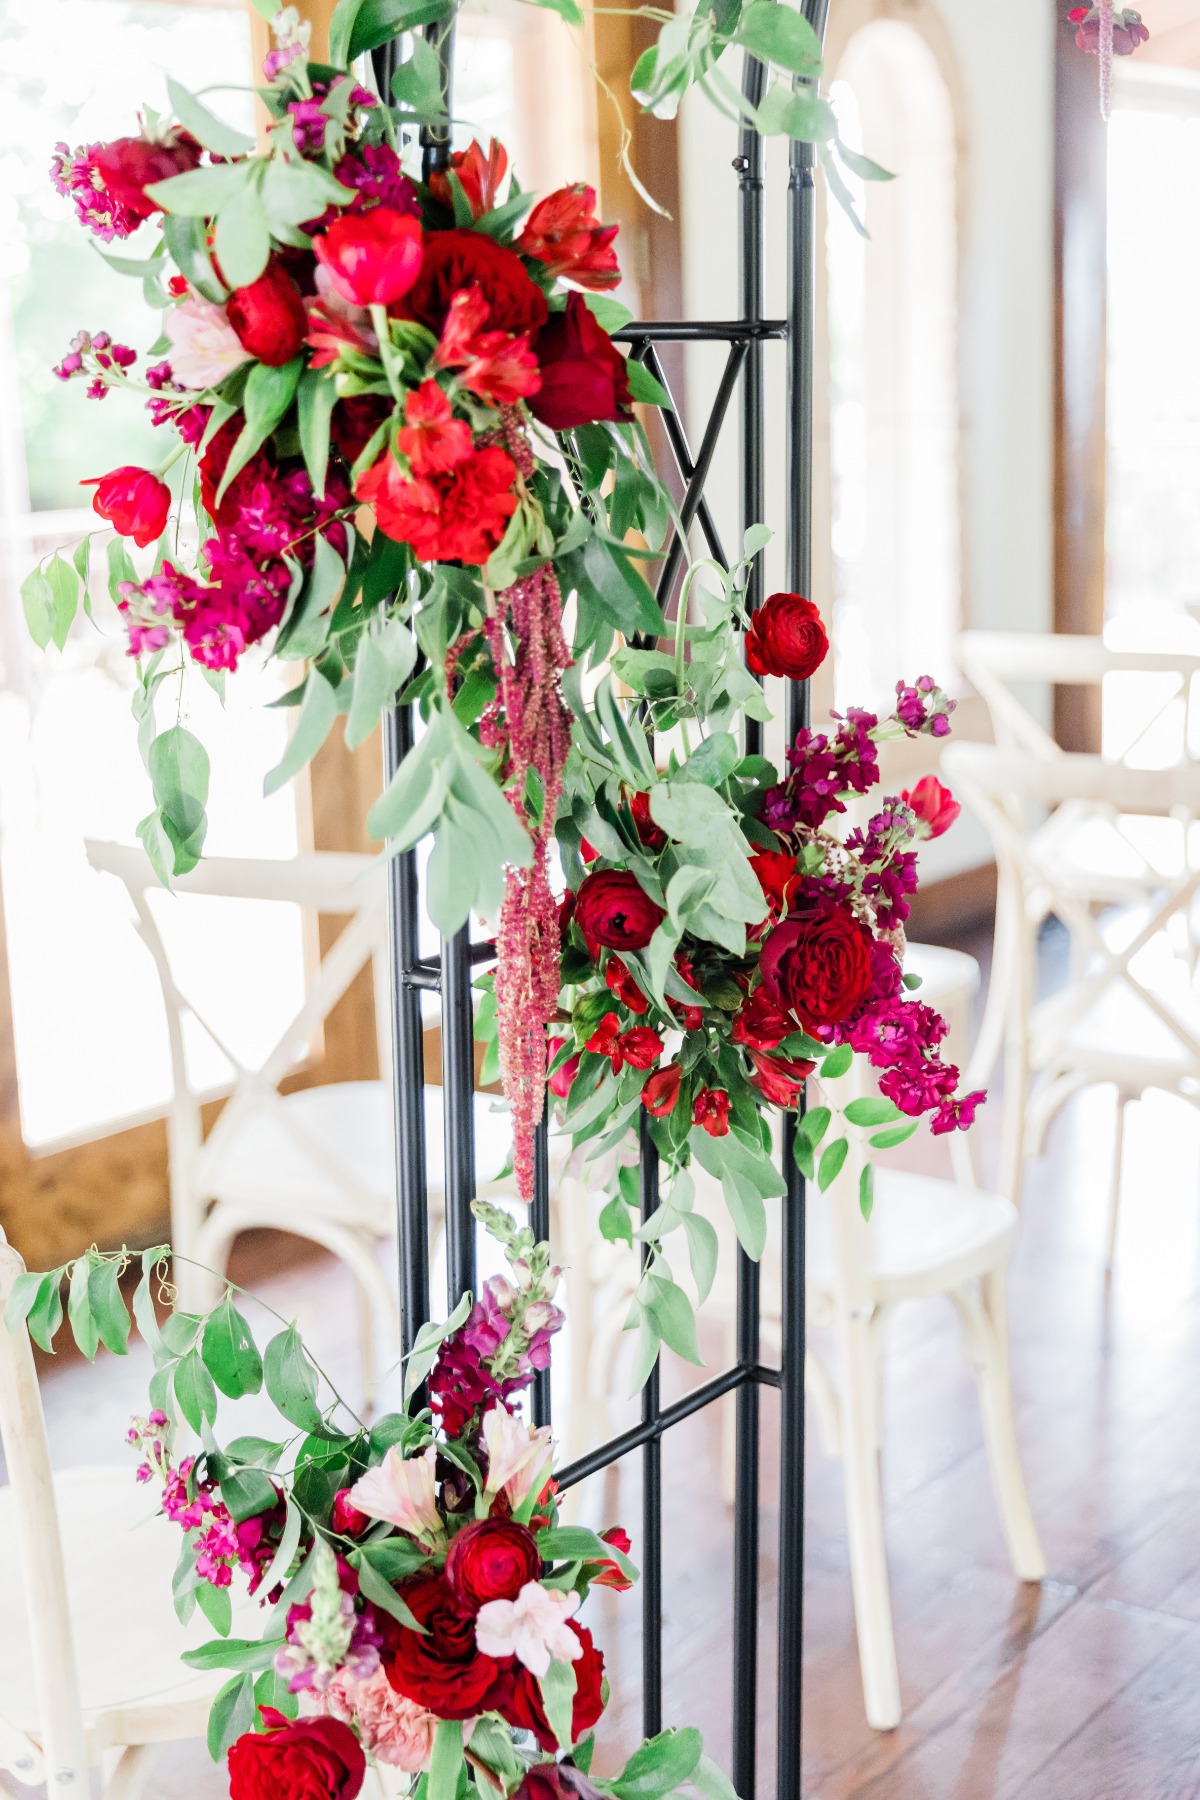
[475,1579,583,1677]
[325,1667,440,1771]
[165,296,253,389]
[348,1445,441,1540]
[480,1405,552,1505]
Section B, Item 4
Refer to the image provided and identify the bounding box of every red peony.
[605,954,649,1015]
[732,989,792,1052]
[642,1064,682,1116]
[81,465,171,547]
[745,1048,814,1108]
[429,139,508,219]
[226,260,309,367]
[408,230,549,338]
[529,292,632,432]
[574,869,665,952]
[94,130,202,223]
[314,209,424,307]
[357,445,517,566]
[381,1573,507,1718]
[496,1621,605,1751]
[444,1518,541,1612]
[901,775,961,840]
[744,593,828,682]
[759,896,875,1034]
[692,1088,731,1137]
[518,184,620,291]
[227,1707,365,1800]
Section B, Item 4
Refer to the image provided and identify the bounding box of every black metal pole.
[639,1111,663,1741]
[530,1108,552,1428]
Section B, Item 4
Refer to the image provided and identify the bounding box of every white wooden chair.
[84,843,517,1396]
[0,1227,229,1796]
[942,745,1200,1261]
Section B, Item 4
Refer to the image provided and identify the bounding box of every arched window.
[825,20,960,713]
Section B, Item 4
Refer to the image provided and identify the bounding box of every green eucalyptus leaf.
[264,671,339,797]
[87,1259,131,1355]
[167,79,254,157]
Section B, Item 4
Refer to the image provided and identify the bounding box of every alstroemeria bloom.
[518,184,621,291]
[306,264,380,371]
[165,296,253,389]
[431,286,540,404]
[348,1445,440,1539]
[480,1405,552,1504]
[901,775,961,840]
[397,381,472,477]
[475,1579,583,1677]
[314,208,423,307]
[81,465,170,546]
[429,138,509,219]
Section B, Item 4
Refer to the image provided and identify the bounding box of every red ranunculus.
[901,775,961,840]
[330,1488,370,1538]
[589,1524,634,1590]
[228,1707,365,1800]
[529,292,632,432]
[745,1048,814,1108]
[630,789,666,850]
[408,230,549,338]
[732,989,792,1052]
[445,1517,541,1611]
[574,869,665,952]
[226,260,309,366]
[429,139,508,219]
[94,130,202,223]
[548,1036,581,1100]
[496,1621,605,1751]
[692,1088,731,1137]
[744,593,829,682]
[381,1573,507,1718]
[314,208,424,307]
[357,444,517,566]
[518,184,620,291]
[330,394,391,469]
[81,465,171,547]
[605,954,649,1015]
[642,1064,682,1117]
[750,849,799,923]
[759,896,875,1034]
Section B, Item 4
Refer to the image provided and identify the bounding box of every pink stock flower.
[475,1579,583,1677]
[348,1445,441,1539]
[165,296,253,389]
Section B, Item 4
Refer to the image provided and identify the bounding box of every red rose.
[589,1524,634,1591]
[314,208,424,307]
[692,1088,731,1137]
[226,260,309,367]
[94,130,202,223]
[574,870,665,953]
[732,989,791,1052]
[357,445,517,566]
[548,1037,582,1100]
[642,1064,682,1117]
[745,1048,814,1108]
[529,292,632,432]
[744,593,828,682]
[80,465,171,547]
[381,1573,506,1718]
[445,1518,541,1612]
[497,1621,605,1751]
[605,955,649,1015]
[750,849,799,924]
[759,897,875,1033]
[901,775,961,840]
[630,789,666,850]
[518,184,620,291]
[228,1707,365,1800]
[408,229,549,338]
[429,139,508,220]
[331,394,391,469]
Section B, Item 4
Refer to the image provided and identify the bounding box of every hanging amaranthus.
[1069,4,1149,116]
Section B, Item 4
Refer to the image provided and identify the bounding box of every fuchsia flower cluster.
[128,1411,286,1592]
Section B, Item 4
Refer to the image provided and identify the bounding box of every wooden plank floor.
[5,922,1200,1797]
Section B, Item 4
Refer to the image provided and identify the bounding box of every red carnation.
[445,1518,541,1612]
[496,1621,605,1751]
[692,1087,731,1137]
[574,869,665,953]
[746,1048,814,1108]
[759,896,875,1034]
[226,260,309,367]
[429,138,508,219]
[642,1064,682,1117]
[901,775,961,840]
[530,292,632,432]
[518,184,621,291]
[228,1707,365,1800]
[605,954,649,1015]
[381,1573,506,1718]
[81,465,171,547]
[357,444,517,566]
[94,130,202,223]
[408,229,549,338]
[314,209,424,307]
[744,593,829,682]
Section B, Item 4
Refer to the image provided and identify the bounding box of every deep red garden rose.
[529,292,632,432]
[330,394,391,468]
[81,465,171,546]
[692,1087,731,1137]
[574,869,665,952]
[630,789,666,850]
[744,593,829,682]
[497,1621,605,1751]
[227,1707,365,1800]
[94,130,202,222]
[445,1517,541,1611]
[357,444,517,565]
[226,260,309,366]
[745,1048,814,1108]
[732,988,792,1052]
[314,208,424,307]
[642,1063,682,1116]
[518,184,620,291]
[901,775,961,839]
[408,229,549,337]
[381,1573,506,1718]
[605,954,649,1015]
[759,896,875,1033]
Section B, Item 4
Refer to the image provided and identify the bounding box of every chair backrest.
[0,1233,88,1788]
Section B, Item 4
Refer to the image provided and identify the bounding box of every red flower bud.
[744,592,829,682]
[314,208,424,307]
[642,1064,682,1117]
[589,1524,634,1590]
[226,260,309,367]
[80,465,171,547]
[901,775,961,839]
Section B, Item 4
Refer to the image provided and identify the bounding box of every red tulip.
[81,465,171,547]
[642,1064,682,1117]
[313,208,423,307]
[901,775,961,840]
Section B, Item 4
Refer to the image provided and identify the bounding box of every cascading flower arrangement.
[7,1211,734,1800]
[1068,4,1149,118]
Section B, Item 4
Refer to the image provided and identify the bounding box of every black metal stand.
[377,8,831,1789]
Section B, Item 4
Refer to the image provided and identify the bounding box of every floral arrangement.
[6,1210,734,1800]
[1068,4,1149,117]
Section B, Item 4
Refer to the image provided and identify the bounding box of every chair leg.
[963,1272,1045,1582]
[1105,1092,1130,1270]
[837,1306,901,1730]
[103,1743,156,1800]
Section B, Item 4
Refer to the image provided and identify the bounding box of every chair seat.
[203,1082,515,1223]
[806,1168,1017,1301]
[0,1468,229,1731]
